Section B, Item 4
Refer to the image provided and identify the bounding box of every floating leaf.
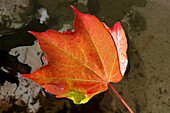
[22,6,133,113]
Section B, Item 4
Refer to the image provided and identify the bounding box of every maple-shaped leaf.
[22,6,132,112]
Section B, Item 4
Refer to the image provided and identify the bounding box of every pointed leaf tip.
[22,74,31,79]
[28,31,38,36]
[71,5,76,11]
[21,74,26,77]
[71,5,80,15]
[70,5,74,9]
[28,31,33,34]
[111,21,122,31]
[28,31,44,38]
[116,21,120,25]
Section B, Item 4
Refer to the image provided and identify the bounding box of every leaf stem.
[107,82,134,113]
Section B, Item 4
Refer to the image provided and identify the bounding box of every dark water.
[1,0,169,113]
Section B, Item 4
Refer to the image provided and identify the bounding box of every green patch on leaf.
[67,91,86,104]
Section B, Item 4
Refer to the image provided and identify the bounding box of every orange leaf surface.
[22,6,128,104]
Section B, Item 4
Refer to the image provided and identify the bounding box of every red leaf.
[22,6,133,112]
